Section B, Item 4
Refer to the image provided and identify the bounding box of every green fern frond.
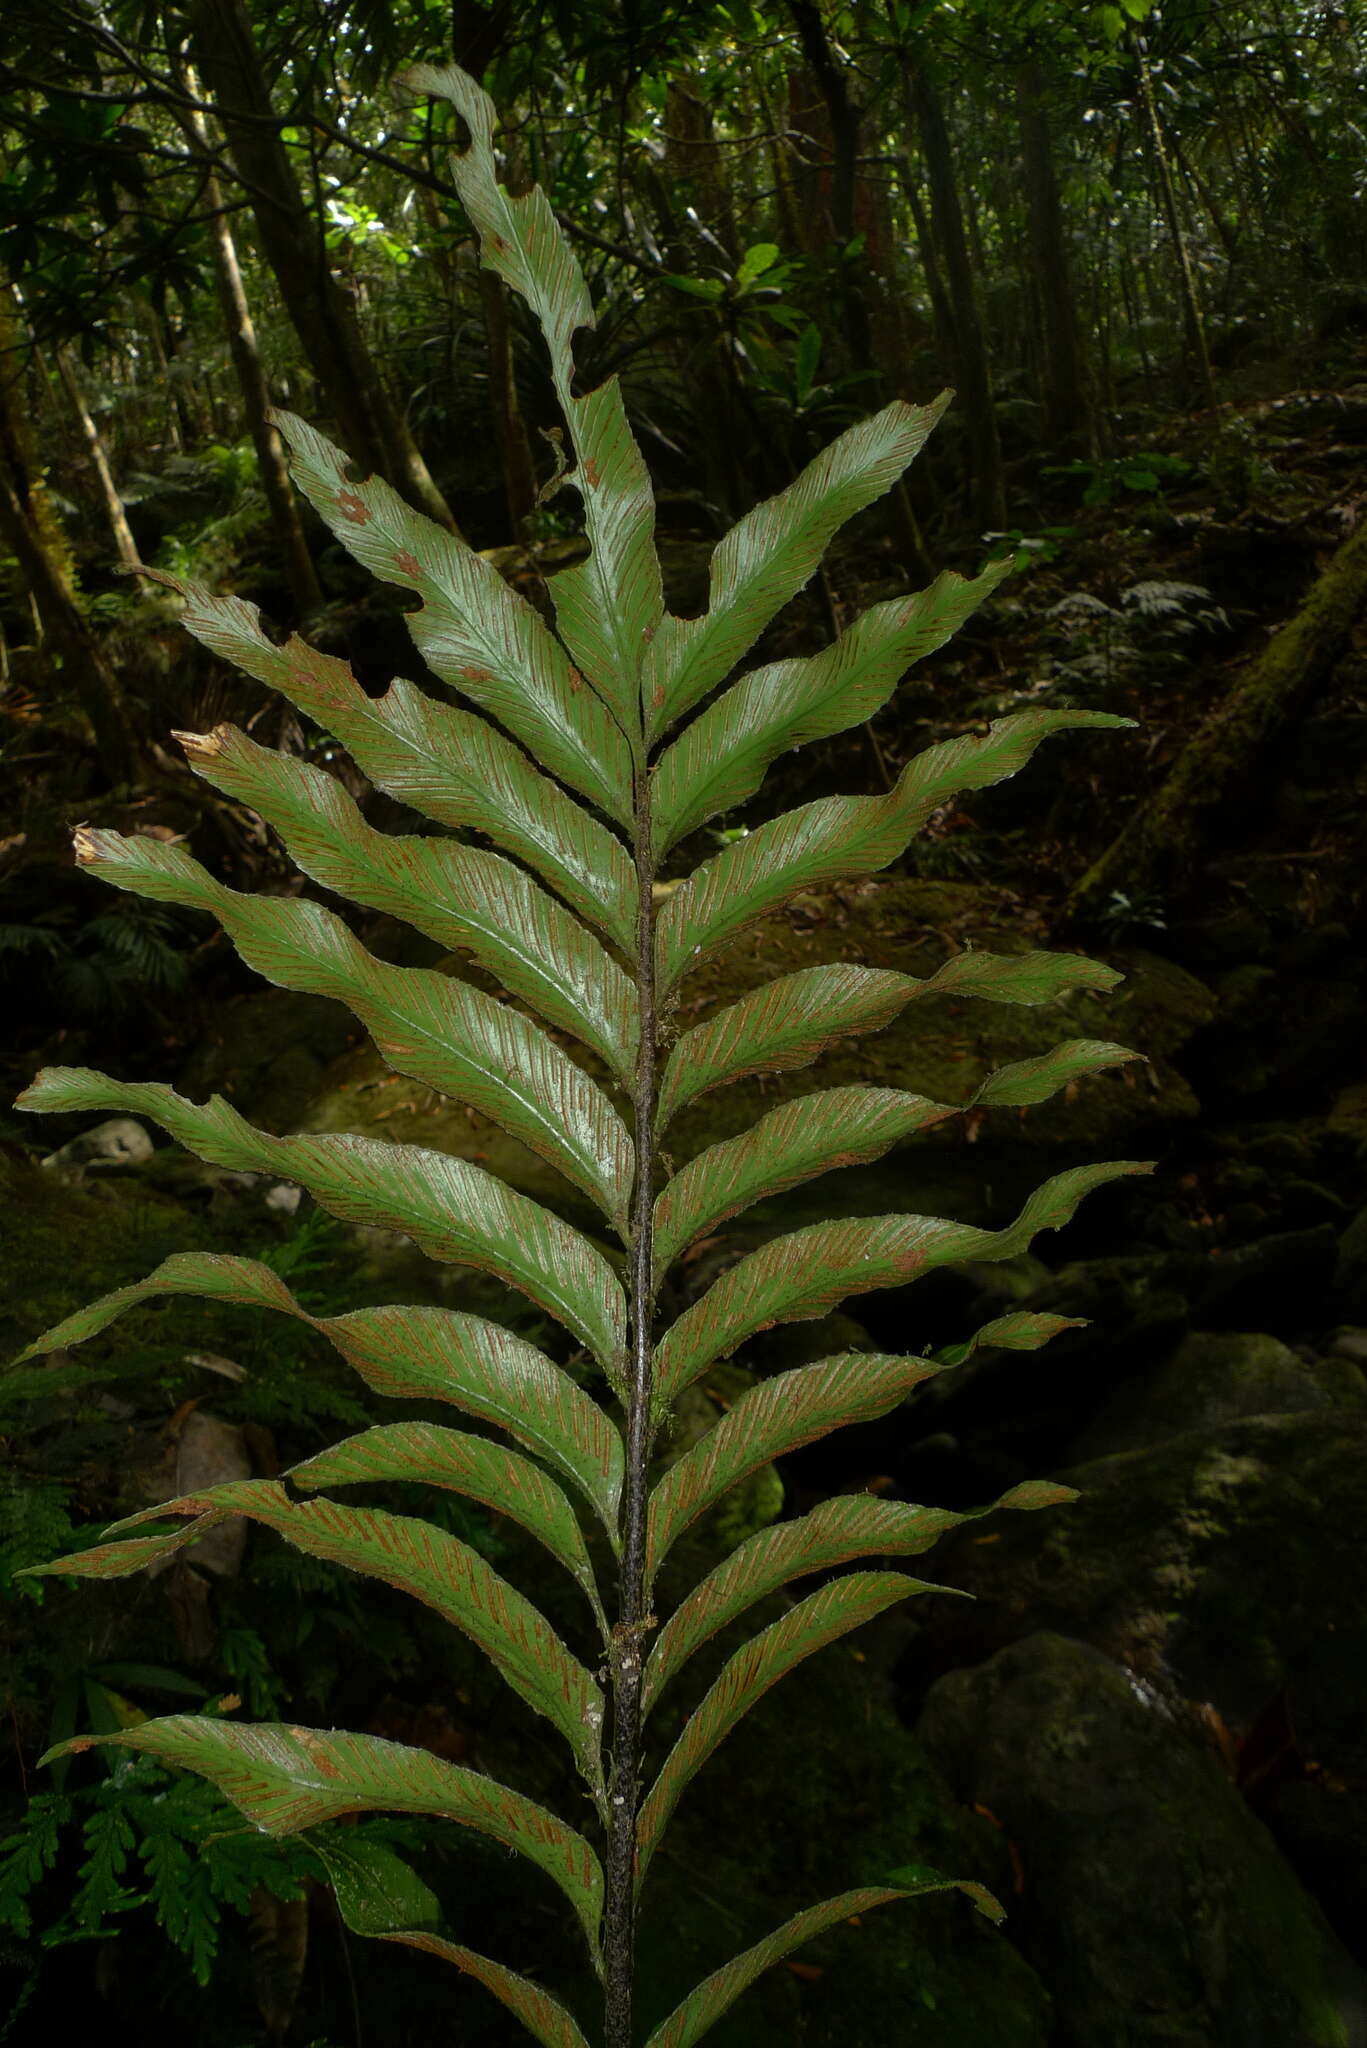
[15,62,1144,2048]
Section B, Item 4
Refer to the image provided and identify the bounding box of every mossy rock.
[920,1411,1367,1789]
[630,1636,1051,2046]
[0,1154,216,1410]
[1328,1083,1367,1149]
[664,882,1212,1172]
[918,1632,1367,2047]
[1071,1329,1367,1460]
[175,987,356,1134]
[1336,1206,1367,1319]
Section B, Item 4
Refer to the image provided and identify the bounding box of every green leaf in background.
[734,242,780,290]
[311,1832,440,1936]
[642,1880,1001,2048]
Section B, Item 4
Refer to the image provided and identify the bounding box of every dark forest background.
[2,2,1367,2044]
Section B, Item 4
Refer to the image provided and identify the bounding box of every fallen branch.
[1069,515,1367,915]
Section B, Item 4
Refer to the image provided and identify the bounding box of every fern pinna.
[17,66,1147,2048]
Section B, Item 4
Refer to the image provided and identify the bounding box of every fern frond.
[17,60,1145,2048]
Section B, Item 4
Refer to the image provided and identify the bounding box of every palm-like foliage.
[16,66,1145,2048]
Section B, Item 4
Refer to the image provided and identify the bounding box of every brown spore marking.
[394,549,421,577]
[291,1728,343,1776]
[460,665,493,684]
[337,490,370,525]
[582,458,601,488]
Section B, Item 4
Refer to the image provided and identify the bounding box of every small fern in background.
[0,898,193,1023]
[15,66,1146,2048]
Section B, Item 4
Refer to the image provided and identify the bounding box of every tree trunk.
[781,16,933,576]
[902,167,955,364]
[1132,31,1218,414]
[786,2,874,368]
[907,68,1006,531]
[140,299,185,453]
[0,290,139,777]
[171,66,323,611]
[1016,60,1093,457]
[664,78,739,263]
[186,0,461,533]
[448,4,540,543]
[1069,519,1367,916]
[54,346,141,572]
[478,267,539,539]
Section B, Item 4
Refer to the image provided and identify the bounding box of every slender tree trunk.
[782,17,933,574]
[0,291,139,776]
[1132,31,1218,414]
[1016,60,1093,457]
[141,300,186,453]
[478,267,539,538]
[448,5,541,542]
[756,68,807,256]
[903,167,955,362]
[907,67,1006,531]
[786,1,874,368]
[186,0,461,532]
[643,88,746,516]
[664,78,739,262]
[54,346,141,571]
[171,66,323,611]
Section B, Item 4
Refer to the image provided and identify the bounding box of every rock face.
[1071,1328,1367,1460]
[917,1632,1367,2048]
[41,1116,153,1171]
[631,1635,1052,2048]
[914,1407,1367,1991]
[920,1411,1367,1770]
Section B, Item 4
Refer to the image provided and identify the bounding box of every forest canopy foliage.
[2,0,1364,693]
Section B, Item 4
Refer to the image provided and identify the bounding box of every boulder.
[918,1412,1367,1775]
[0,1153,212,1379]
[41,1117,153,1172]
[912,1413,1367,1966]
[1336,1207,1367,1321]
[629,1637,1052,2047]
[907,1228,1345,1491]
[918,1632,1367,2047]
[1071,1329,1366,1461]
